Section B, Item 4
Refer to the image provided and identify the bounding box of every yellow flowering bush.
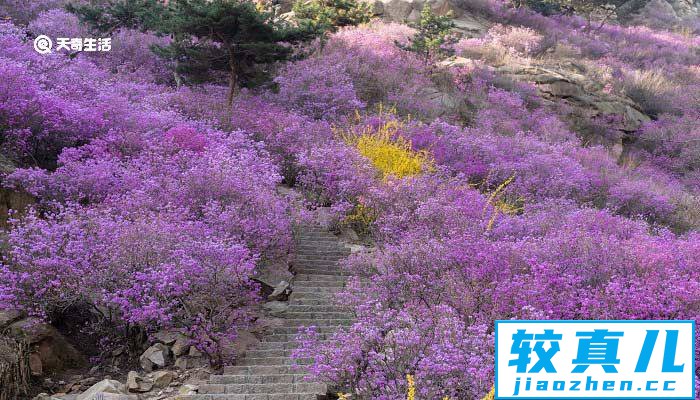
[482,174,524,231]
[340,118,432,179]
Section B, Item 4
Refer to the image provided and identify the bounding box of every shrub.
[274,57,365,120]
[0,58,102,168]
[618,69,679,117]
[483,24,544,57]
[322,23,439,117]
[0,0,68,25]
[27,9,88,39]
[1,207,260,364]
[342,119,432,179]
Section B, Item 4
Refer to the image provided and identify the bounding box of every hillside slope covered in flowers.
[0,0,699,398]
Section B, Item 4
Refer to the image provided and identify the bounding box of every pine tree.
[66,0,167,33]
[398,4,456,63]
[293,0,373,38]
[70,0,304,105]
[154,0,303,105]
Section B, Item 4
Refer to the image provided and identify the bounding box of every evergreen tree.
[70,0,304,105]
[155,0,299,104]
[66,0,167,33]
[398,4,456,63]
[293,0,373,38]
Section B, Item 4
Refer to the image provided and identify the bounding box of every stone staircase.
[179,226,353,400]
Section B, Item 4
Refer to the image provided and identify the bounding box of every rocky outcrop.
[495,61,651,132]
[441,56,651,133]
[362,0,490,34]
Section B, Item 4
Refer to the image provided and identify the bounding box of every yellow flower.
[407,374,416,400]
[339,119,432,180]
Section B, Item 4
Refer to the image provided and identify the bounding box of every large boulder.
[0,309,25,329]
[5,317,86,376]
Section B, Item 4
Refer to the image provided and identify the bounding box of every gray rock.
[268,281,291,301]
[140,343,171,372]
[174,356,207,371]
[76,379,126,400]
[126,371,153,393]
[170,337,190,357]
[6,317,86,375]
[188,346,202,358]
[151,331,180,345]
[262,301,289,315]
[0,309,24,329]
[152,370,176,388]
[178,384,198,395]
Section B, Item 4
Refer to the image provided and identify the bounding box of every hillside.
[0,0,699,399]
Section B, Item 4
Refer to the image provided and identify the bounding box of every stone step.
[292,286,344,293]
[294,265,343,272]
[200,382,326,395]
[245,349,295,358]
[293,268,349,276]
[295,258,343,264]
[295,248,350,254]
[288,298,339,306]
[296,249,345,254]
[283,312,353,319]
[260,334,328,342]
[295,255,346,261]
[289,291,338,300]
[296,244,346,250]
[294,274,348,281]
[201,224,351,400]
[224,365,309,375]
[296,236,338,242]
[288,296,336,304]
[287,304,350,312]
[253,341,328,350]
[211,374,309,384]
[176,393,321,400]
[239,356,313,366]
[280,322,351,330]
[295,239,342,246]
[272,326,343,335]
[293,280,346,288]
[280,318,352,326]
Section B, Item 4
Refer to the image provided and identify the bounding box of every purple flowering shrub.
[230,96,377,209]
[320,23,440,118]
[0,0,69,25]
[1,2,700,394]
[298,175,700,397]
[27,9,88,39]
[0,57,103,168]
[3,121,290,361]
[0,16,292,362]
[1,207,259,364]
[273,57,365,119]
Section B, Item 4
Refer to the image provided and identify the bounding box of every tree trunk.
[173,60,183,89]
[227,52,239,107]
